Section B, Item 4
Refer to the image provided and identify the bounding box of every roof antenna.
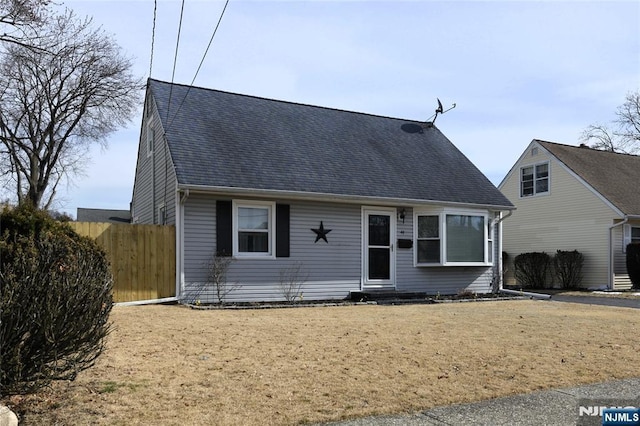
[426,98,456,125]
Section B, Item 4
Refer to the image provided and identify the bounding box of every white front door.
[363,208,396,288]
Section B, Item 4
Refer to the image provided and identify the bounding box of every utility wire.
[148,0,157,78]
[165,0,186,126]
[166,0,230,130]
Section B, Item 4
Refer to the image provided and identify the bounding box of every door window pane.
[368,215,390,246]
[369,248,390,280]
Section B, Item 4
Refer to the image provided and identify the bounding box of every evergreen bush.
[514,252,551,289]
[0,205,113,396]
[553,250,584,289]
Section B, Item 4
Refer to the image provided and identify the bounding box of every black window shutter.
[276,204,290,258]
[216,200,232,256]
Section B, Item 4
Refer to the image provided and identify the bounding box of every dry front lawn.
[7,300,640,425]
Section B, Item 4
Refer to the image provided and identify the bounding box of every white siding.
[499,142,619,289]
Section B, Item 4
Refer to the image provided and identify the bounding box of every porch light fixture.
[398,208,406,223]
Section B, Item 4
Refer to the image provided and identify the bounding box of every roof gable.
[148,79,513,209]
[537,140,640,216]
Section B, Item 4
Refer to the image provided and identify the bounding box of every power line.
[166,0,230,130]
[165,0,186,125]
[148,0,157,78]
[189,0,230,87]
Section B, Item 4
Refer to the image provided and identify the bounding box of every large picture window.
[520,162,549,197]
[415,210,492,266]
[233,201,274,257]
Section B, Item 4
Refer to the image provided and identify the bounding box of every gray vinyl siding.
[181,197,498,303]
[182,197,361,303]
[131,93,177,225]
[395,208,495,295]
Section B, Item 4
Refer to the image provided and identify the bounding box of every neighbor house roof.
[148,79,514,209]
[76,208,131,223]
[537,140,640,216]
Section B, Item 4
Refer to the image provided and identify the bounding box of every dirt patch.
[5,300,640,425]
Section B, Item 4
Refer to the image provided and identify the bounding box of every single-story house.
[131,79,515,303]
[498,139,640,290]
[76,208,131,223]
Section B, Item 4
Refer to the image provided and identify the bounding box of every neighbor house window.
[520,162,549,197]
[633,227,640,244]
[232,201,274,257]
[415,210,491,266]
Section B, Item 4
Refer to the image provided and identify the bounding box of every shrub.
[279,262,308,303]
[0,205,113,396]
[206,252,240,304]
[514,252,551,289]
[627,244,640,289]
[553,250,584,289]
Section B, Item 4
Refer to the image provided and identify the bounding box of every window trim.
[232,200,276,259]
[146,123,155,158]
[520,161,550,198]
[414,208,492,267]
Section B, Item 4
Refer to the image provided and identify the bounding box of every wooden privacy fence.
[69,222,176,303]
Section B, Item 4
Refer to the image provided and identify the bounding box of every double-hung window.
[415,209,492,266]
[232,200,275,257]
[520,162,549,197]
[632,227,640,245]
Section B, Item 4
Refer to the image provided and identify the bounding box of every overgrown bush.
[514,252,551,289]
[627,243,640,289]
[0,205,113,396]
[553,250,584,289]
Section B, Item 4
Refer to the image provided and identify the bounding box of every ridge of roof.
[147,79,514,209]
[148,78,427,125]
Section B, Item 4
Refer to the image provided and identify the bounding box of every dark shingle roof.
[76,208,131,223]
[537,140,640,215]
[149,79,513,208]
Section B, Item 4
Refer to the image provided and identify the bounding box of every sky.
[48,0,640,217]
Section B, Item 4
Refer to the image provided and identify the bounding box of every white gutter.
[500,289,551,299]
[176,183,516,212]
[115,296,178,307]
[493,210,514,292]
[176,188,189,301]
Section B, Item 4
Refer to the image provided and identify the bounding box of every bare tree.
[0,0,51,48]
[581,91,640,154]
[0,10,142,208]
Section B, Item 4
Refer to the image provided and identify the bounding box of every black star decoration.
[311,221,332,243]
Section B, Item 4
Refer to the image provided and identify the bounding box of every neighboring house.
[131,79,514,303]
[499,139,640,290]
[76,208,131,223]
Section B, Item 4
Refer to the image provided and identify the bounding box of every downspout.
[177,188,190,300]
[608,216,629,290]
[492,210,513,292]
